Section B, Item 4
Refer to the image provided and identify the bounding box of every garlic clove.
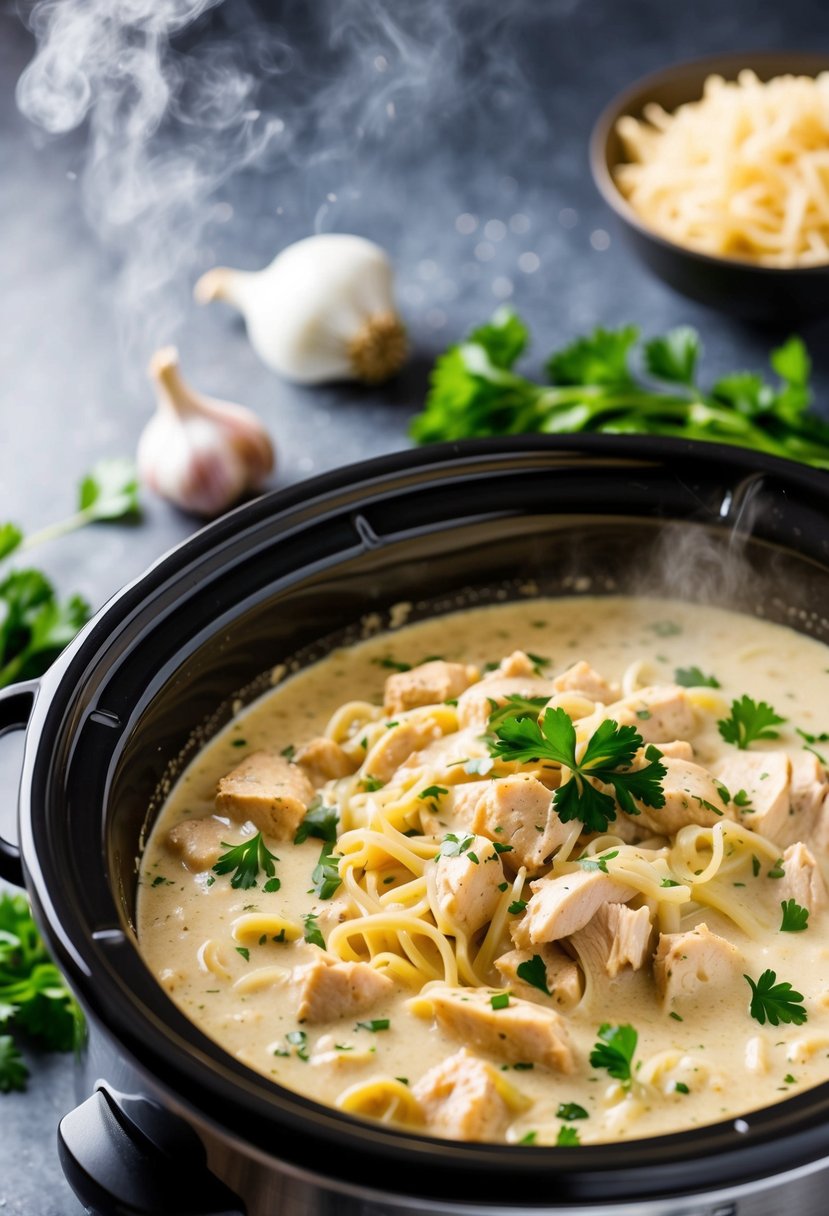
[194,234,407,386]
[140,347,274,518]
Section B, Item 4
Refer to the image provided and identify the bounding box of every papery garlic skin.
[194,234,407,385]
[140,348,274,518]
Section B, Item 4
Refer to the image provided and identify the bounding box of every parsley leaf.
[780,899,809,933]
[212,833,279,890]
[486,694,551,734]
[556,1125,581,1146]
[556,1102,589,1121]
[418,785,448,801]
[718,696,786,749]
[0,524,22,561]
[644,327,700,386]
[0,1036,28,1094]
[744,969,807,1026]
[294,800,341,899]
[302,912,326,950]
[516,954,551,995]
[575,850,619,875]
[355,1018,390,1032]
[489,708,665,832]
[0,892,82,1091]
[437,832,475,859]
[589,1023,638,1086]
[468,307,529,369]
[294,799,338,846]
[674,666,720,689]
[547,325,639,388]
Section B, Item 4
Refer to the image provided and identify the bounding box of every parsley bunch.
[0,460,140,688]
[212,833,280,891]
[410,310,829,469]
[0,892,82,1093]
[488,706,666,833]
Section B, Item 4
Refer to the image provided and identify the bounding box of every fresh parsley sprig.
[674,666,720,689]
[486,694,551,734]
[409,310,829,471]
[718,696,786,750]
[295,799,342,900]
[212,833,280,891]
[0,892,82,1093]
[745,969,808,1026]
[780,900,810,933]
[589,1023,638,1087]
[488,708,665,833]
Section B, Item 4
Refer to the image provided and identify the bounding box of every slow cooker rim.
[17,434,829,1205]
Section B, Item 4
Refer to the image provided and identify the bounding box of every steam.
[15,0,550,383]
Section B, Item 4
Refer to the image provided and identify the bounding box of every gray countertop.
[2,1,829,1211]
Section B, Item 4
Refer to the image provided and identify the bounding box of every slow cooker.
[3,436,829,1216]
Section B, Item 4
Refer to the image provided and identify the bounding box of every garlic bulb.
[194,234,407,385]
[139,348,274,518]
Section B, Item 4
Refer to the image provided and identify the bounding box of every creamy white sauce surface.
[137,596,829,1144]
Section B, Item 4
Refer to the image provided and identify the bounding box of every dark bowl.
[590,52,829,324]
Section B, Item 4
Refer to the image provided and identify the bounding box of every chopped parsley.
[674,666,720,688]
[516,954,551,995]
[649,620,681,638]
[589,1023,638,1086]
[361,775,385,792]
[311,844,342,900]
[373,656,411,672]
[302,912,326,950]
[489,708,665,833]
[235,947,250,962]
[490,992,510,1010]
[767,859,786,880]
[508,900,528,915]
[556,1125,581,1146]
[419,785,449,800]
[355,1018,390,1032]
[718,696,786,750]
[745,969,807,1026]
[518,1131,537,1145]
[556,1102,589,1120]
[733,789,753,809]
[576,849,619,875]
[674,1081,690,1094]
[286,1029,309,1061]
[437,832,475,860]
[280,743,296,760]
[212,833,279,891]
[780,899,809,932]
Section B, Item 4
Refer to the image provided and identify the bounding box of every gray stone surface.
[2,1,829,1211]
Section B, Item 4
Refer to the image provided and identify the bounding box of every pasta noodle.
[616,70,829,266]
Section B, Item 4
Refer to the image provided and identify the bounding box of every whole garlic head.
[194,234,407,385]
[140,348,274,518]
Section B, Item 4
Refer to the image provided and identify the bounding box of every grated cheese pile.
[616,70,829,267]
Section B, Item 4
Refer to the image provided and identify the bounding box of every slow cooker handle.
[58,1087,247,1215]
[0,679,38,888]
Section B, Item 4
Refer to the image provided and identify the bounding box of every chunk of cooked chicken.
[780,841,827,916]
[606,685,696,744]
[790,751,829,827]
[715,752,791,845]
[495,945,583,1011]
[553,660,619,704]
[412,1049,516,1142]
[216,751,314,840]
[497,650,539,678]
[456,675,554,732]
[657,740,695,761]
[383,660,479,715]
[293,954,393,1023]
[568,903,653,979]
[407,985,573,1072]
[167,816,228,872]
[451,775,572,876]
[434,835,504,935]
[653,923,742,1007]
[367,717,446,782]
[634,755,731,835]
[514,870,636,947]
[294,737,357,785]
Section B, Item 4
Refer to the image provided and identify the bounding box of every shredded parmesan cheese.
[616,70,829,267]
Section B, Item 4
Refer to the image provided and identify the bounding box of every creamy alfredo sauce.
[138,596,829,1145]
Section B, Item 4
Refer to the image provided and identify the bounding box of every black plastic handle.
[58,1087,247,1216]
[0,680,38,887]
